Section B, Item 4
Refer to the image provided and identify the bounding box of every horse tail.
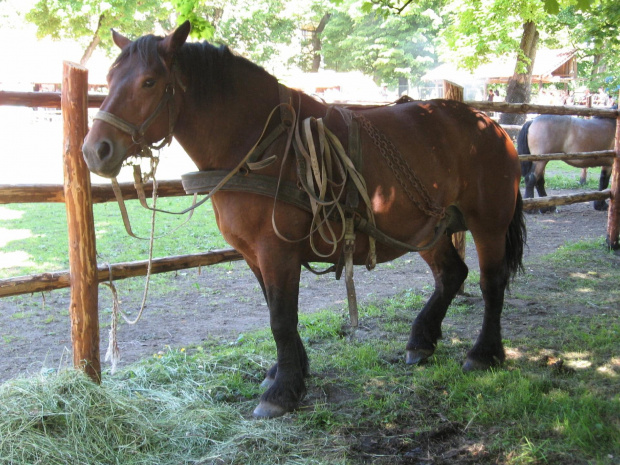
[505,190,526,281]
[517,120,533,177]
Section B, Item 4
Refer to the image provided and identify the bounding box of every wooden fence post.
[62,61,101,382]
[443,81,466,293]
[606,116,620,250]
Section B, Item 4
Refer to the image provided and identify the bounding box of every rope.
[271,104,377,268]
[103,159,159,373]
[102,100,297,370]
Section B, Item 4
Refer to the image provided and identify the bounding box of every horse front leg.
[593,166,611,211]
[250,260,309,419]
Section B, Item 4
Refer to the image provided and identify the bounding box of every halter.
[93,67,183,154]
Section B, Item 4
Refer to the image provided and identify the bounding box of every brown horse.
[518,114,615,212]
[82,22,525,418]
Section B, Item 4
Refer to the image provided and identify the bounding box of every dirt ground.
[0,189,616,383]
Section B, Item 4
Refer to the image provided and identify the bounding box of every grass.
[0,197,227,279]
[534,161,602,190]
[1,239,618,464]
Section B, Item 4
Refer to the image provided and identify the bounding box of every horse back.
[359,99,520,189]
[528,114,615,154]
[349,99,520,246]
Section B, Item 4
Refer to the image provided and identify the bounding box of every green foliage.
[172,0,215,40]
[365,0,600,15]
[321,0,443,85]
[25,0,174,55]
[214,0,296,65]
[440,0,546,73]
[550,2,620,90]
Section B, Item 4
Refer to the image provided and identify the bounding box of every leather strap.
[181,170,460,254]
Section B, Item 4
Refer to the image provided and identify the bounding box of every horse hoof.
[406,349,434,365]
[253,401,288,419]
[260,376,275,389]
[462,357,497,372]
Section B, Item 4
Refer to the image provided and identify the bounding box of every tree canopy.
[20,0,620,94]
[25,0,176,63]
[321,0,443,85]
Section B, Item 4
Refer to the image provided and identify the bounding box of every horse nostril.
[96,140,112,161]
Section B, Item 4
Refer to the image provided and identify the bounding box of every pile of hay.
[0,350,334,465]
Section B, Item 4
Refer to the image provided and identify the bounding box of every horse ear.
[111,29,132,50]
[159,20,191,64]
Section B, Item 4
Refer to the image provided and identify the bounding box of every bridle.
[93,67,184,155]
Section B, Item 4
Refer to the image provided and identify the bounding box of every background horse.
[518,114,615,212]
[82,22,525,418]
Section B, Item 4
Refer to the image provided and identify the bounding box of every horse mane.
[175,41,242,102]
[111,34,274,105]
[111,34,165,74]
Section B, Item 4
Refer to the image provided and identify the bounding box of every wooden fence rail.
[467,100,619,118]
[0,180,187,204]
[517,150,615,163]
[0,248,244,298]
[0,90,105,109]
[1,74,619,382]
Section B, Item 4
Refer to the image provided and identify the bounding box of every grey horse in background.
[518,114,615,212]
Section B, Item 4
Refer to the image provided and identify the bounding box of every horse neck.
[172,58,284,171]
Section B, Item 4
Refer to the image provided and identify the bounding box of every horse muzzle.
[82,132,127,178]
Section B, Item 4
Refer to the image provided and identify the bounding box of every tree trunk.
[80,14,104,65]
[591,53,606,86]
[311,13,331,72]
[500,21,539,125]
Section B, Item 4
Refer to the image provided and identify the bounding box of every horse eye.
[142,78,156,88]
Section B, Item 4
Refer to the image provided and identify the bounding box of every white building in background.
[420,48,577,101]
[281,70,387,104]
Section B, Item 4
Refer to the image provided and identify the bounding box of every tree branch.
[80,14,105,65]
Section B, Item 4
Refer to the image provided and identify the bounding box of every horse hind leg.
[406,235,468,364]
[523,170,537,202]
[462,232,510,371]
[593,167,611,211]
[535,175,556,213]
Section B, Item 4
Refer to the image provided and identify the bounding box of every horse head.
[82,21,191,177]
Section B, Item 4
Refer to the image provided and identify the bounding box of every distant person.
[487,89,494,102]
[381,86,388,100]
[581,89,592,105]
[596,87,608,106]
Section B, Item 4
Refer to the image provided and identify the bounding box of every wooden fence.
[0,70,618,382]
[0,62,243,382]
[470,100,620,249]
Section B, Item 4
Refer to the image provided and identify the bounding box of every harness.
[180,86,460,326]
[97,78,461,327]
[93,66,185,152]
